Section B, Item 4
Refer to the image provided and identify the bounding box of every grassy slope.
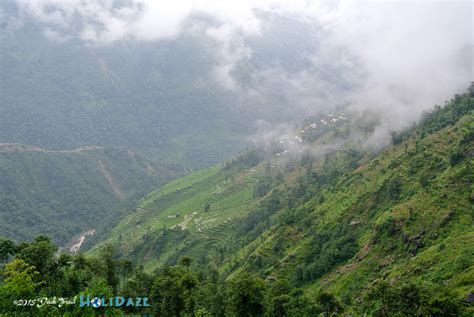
[310,115,472,293]
[95,161,263,270]
[97,91,473,311]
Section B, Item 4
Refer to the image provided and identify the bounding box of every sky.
[5,0,474,144]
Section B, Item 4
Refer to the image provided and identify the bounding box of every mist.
[2,0,472,152]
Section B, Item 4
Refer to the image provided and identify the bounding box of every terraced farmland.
[92,162,261,269]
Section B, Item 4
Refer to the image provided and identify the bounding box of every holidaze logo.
[79,295,150,308]
[91,297,101,308]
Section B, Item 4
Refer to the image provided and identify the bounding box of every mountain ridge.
[0,145,178,244]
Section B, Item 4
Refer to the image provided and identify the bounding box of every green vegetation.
[93,152,263,269]
[0,236,348,316]
[0,8,317,172]
[0,88,472,316]
[0,146,175,245]
[1,16,247,169]
[94,86,473,315]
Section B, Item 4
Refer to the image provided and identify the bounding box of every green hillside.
[0,10,248,170]
[93,151,263,270]
[226,94,473,311]
[0,88,472,316]
[93,87,473,314]
[0,145,175,245]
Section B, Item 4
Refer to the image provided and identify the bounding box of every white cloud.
[206,24,253,90]
[331,1,472,130]
[43,27,71,42]
[131,1,192,41]
[10,0,473,137]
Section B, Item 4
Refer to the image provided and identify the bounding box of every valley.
[0,1,472,315]
[1,85,472,317]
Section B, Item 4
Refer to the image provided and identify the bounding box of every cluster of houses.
[303,110,348,133]
[272,109,350,159]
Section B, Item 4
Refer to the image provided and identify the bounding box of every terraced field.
[92,162,261,269]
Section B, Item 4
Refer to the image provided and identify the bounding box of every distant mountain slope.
[0,5,335,171]
[95,87,473,313]
[0,145,174,244]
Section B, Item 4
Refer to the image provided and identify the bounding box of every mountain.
[0,6,349,248]
[0,88,471,316]
[0,144,176,245]
[0,16,248,170]
[0,1,472,315]
[0,4,345,171]
[93,87,473,313]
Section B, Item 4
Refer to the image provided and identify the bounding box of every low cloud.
[337,1,472,129]
[8,0,473,145]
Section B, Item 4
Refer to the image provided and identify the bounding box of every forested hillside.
[0,87,471,316]
[0,3,336,171]
[0,0,359,263]
[83,87,473,315]
[0,145,175,245]
[0,89,472,316]
[0,10,246,170]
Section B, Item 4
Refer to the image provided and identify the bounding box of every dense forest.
[0,4,333,171]
[0,146,177,244]
[1,87,472,316]
[0,236,470,316]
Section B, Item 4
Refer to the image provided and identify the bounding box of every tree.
[117,258,134,290]
[57,253,73,267]
[390,283,422,316]
[16,235,58,281]
[449,150,463,166]
[180,256,192,269]
[194,282,225,316]
[225,273,267,317]
[123,266,153,298]
[316,292,342,317]
[366,281,429,316]
[151,268,185,317]
[421,293,462,316]
[390,131,403,145]
[267,279,305,317]
[387,177,403,201]
[84,276,114,298]
[269,294,293,317]
[99,243,119,291]
[293,265,305,284]
[365,280,391,316]
[180,272,198,313]
[0,238,16,262]
[254,178,272,198]
[2,259,42,298]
